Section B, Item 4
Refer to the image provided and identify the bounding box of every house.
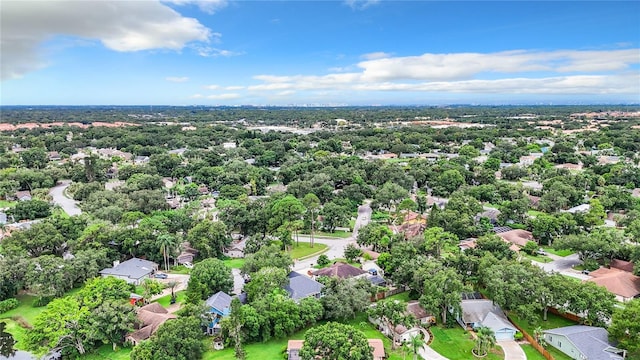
[459,238,478,252]
[126,302,176,345]
[370,301,428,343]
[311,262,367,279]
[205,291,232,335]
[542,326,624,360]
[48,151,61,161]
[15,190,32,201]
[176,242,198,265]
[286,339,385,360]
[0,211,7,225]
[284,272,324,302]
[496,229,535,249]
[99,258,158,285]
[406,300,435,325]
[587,261,640,302]
[134,156,150,165]
[457,299,517,340]
[224,238,246,258]
[477,208,501,224]
[563,204,590,214]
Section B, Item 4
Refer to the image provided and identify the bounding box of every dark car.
[154,272,168,279]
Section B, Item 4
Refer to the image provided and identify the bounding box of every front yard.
[429,326,504,360]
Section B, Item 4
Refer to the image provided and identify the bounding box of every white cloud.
[361,52,392,60]
[246,49,639,96]
[193,46,242,57]
[163,0,228,14]
[225,85,245,90]
[166,76,189,82]
[344,0,381,10]
[207,93,241,100]
[1,0,212,80]
[203,84,220,90]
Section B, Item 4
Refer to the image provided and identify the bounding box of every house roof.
[362,249,380,260]
[543,326,623,360]
[588,267,640,299]
[15,190,31,199]
[367,275,387,287]
[99,257,157,280]
[285,272,324,301]
[287,339,304,351]
[312,262,367,279]
[205,291,232,316]
[482,311,516,333]
[406,300,430,320]
[497,229,534,247]
[610,259,634,273]
[128,302,176,342]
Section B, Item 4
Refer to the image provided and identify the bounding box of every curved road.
[293,202,372,272]
[49,180,82,216]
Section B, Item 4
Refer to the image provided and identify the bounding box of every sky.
[1,0,639,106]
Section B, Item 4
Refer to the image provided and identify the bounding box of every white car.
[183,262,193,269]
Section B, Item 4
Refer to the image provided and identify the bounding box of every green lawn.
[169,265,192,274]
[204,312,407,360]
[521,253,553,263]
[541,246,574,257]
[527,210,547,217]
[0,200,17,208]
[384,292,415,303]
[521,344,547,360]
[0,294,48,327]
[153,291,186,307]
[82,344,132,360]
[429,326,504,360]
[300,230,352,238]
[222,258,246,269]
[289,242,328,260]
[509,311,577,337]
[1,319,29,351]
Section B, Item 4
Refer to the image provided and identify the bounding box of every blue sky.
[1,0,639,105]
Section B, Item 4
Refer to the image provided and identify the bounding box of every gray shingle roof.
[99,258,157,280]
[544,326,623,360]
[205,291,232,315]
[285,272,324,301]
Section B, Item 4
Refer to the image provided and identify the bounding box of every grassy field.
[0,294,48,326]
[222,258,246,269]
[203,312,408,360]
[300,230,352,238]
[509,311,577,337]
[429,326,504,360]
[521,253,553,263]
[1,318,29,350]
[289,242,328,260]
[83,344,132,360]
[541,246,574,257]
[169,265,192,274]
[0,200,17,208]
[521,344,547,360]
[153,291,186,307]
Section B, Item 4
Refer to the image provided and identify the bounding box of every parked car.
[536,248,546,255]
[154,272,168,279]
[183,262,193,269]
[581,269,591,275]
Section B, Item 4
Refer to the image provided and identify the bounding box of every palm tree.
[156,234,177,271]
[409,333,424,360]
[166,280,180,303]
[473,327,496,357]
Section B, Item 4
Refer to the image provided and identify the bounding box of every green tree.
[419,263,467,325]
[7,199,51,221]
[156,234,177,272]
[76,277,134,309]
[130,316,205,360]
[244,266,288,302]
[320,200,350,233]
[473,327,496,357]
[368,299,413,349]
[299,322,373,360]
[423,227,458,259]
[140,279,165,304]
[185,220,230,259]
[88,300,137,351]
[303,193,321,247]
[186,258,233,302]
[320,278,373,320]
[408,333,424,360]
[344,243,362,263]
[432,169,464,197]
[240,244,293,275]
[608,299,640,358]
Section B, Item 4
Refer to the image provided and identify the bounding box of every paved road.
[293,202,372,272]
[497,340,526,360]
[49,180,82,216]
[532,253,591,280]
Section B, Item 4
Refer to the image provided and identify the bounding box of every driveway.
[150,273,190,301]
[532,253,591,280]
[292,202,372,272]
[49,180,82,216]
[497,340,526,360]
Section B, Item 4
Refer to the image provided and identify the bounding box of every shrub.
[317,255,330,266]
[514,331,524,340]
[0,298,19,313]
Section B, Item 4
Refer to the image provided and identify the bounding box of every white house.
[543,326,624,360]
[99,258,158,285]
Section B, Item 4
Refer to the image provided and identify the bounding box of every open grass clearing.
[83,344,132,360]
[521,253,553,263]
[509,311,577,337]
[222,258,246,269]
[300,230,351,238]
[521,344,547,360]
[153,290,186,308]
[541,246,574,257]
[429,326,504,360]
[288,242,328,260]
[0,294,48,327]
[0,200,17,208]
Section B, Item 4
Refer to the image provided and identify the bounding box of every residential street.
[293,202,372,272]
[49,180,82,216]
[532,253,591,280]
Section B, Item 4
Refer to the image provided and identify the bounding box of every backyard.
[509,311,577,360]
[429,326,504,360]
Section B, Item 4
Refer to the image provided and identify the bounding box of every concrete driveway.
[497,340,526,360]
[532,253,591,280]
[150,273,190,301]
